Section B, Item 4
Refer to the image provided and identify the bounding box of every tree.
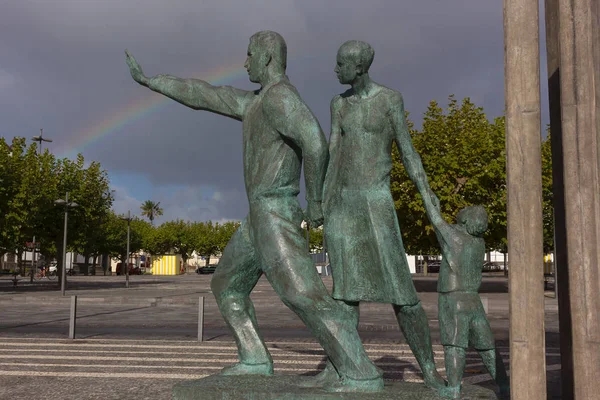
[101,211,147,262]
[140,200,163,225]
[192,222,219,267]
[308,227,324,253]
[541,130,554,254]
[155,219,196,263]
[391,96,507,254]
[70,161,114,274]
[215,221,240,255]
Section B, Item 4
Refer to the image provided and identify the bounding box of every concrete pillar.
[503,0,547,399]
[544,1,575,397]
[555,0,600,398]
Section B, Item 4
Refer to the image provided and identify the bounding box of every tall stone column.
[544,0,574,397]
[503,0,547,399]
[556,0,600,398]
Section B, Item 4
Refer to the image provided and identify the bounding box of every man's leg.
[393,302,446,390]
[254,206,382,391]
[210,218,271,375]
[301,300,360,387]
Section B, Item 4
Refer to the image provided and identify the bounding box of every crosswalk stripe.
[0,370,430,382]
[0,338,535,350]
[0,349,504,362]
[0,362,433,375]
[0,341,515,356]
[0,354,444,366]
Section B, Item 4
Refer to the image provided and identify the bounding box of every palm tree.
[140,200,163,225]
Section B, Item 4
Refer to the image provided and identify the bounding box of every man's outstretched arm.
[263,85,328,227]
[125,50,251,121]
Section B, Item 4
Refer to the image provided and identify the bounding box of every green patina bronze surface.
[172,375,498,400]
[316,40,445,392]
[126,31,383,392]
[423,194,509,399]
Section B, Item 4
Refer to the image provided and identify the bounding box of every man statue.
[423,195,510,399]
[314,40,446,390]
[125,31,383,392]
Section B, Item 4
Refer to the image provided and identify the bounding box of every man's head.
[334,40,374,84]
[457,205,488,237]
[245,31,287,84]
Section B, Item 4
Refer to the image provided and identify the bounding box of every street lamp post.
[55,192,78,296]
[120,211,133,288]
[30,129,53,282]
[31,129,53,155]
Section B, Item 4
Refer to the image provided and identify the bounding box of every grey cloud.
[2,1,545,222]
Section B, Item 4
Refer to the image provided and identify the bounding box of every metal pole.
[198,296,205,342]
[61,192,69,296]
[69,295,77,339]
[125,210,130,288]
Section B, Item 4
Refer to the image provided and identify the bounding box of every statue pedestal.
[172,375,499,399]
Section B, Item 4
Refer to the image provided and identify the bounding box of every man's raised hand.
[125,50,148,85]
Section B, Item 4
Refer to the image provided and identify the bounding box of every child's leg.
[443,345,466,399]
[470,300,510,397]
[478,348,509,397]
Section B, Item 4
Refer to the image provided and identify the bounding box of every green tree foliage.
[140,200,163,225]
[0,138,113,276]
[541,130,554,254]
[191,221,239,266]
[391,96,507,254]
[308,227,324,253]
[100,211,148,262]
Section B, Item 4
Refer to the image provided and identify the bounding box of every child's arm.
[423,190,456,248]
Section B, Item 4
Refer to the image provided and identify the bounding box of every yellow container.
[151,255,182,275]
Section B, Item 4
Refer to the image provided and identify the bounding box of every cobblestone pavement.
[0,274,562,399]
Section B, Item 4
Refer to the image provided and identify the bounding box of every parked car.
[195,265,217,274]
[425,260,441,273]
[116,263,141,275]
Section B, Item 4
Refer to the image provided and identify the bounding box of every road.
[0,274,562,399]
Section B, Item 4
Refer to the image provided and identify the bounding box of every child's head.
[457,205,488,237]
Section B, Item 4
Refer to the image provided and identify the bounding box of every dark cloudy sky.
[1,0,550,224]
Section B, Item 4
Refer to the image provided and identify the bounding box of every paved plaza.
[0,274,562,399]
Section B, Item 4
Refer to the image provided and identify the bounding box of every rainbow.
[60,63,247,157]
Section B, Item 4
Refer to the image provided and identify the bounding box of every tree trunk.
[205,255,211,267]
[92,254,98,276]
[56,251,64,288]
[16,249,23,274]
[81,254,90,276]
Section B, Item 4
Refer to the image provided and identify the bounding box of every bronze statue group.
[126,31,509,399]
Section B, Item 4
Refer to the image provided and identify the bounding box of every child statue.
[423,192,510,399]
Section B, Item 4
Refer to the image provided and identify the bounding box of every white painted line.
[0,370,207,380]
[0,342,515,357]
[0,337,534,350]
[1,349,499,362]
[0,354,443,367]
[0,369,429,382]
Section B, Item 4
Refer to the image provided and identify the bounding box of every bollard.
[69,295,77,339]
[198,296,204,342]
